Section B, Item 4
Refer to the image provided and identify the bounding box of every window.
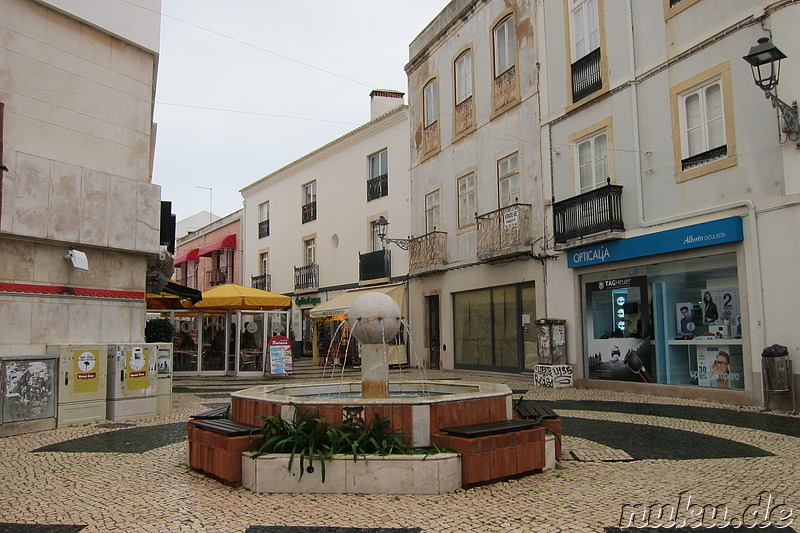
[304,238,316,266]
[570,0,600,61]
[455,50,473,104]
[457,173,476,229]
[576,131,608,194]
[371,220,384,252]
[302,181,317,223]
[258,201,270,238]
[671,63,736,181]
[494,16,515,76]
[498,153,519,208]
[681,80,724,163]
[260,252,269,275]
[424,79,438,128]
[425,190,441,233]
[367,150,388,201]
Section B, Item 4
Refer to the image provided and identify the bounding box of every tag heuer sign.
[503,209,519,229]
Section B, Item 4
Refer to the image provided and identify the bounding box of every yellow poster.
[72,349,100,394]
[126,347,149,390]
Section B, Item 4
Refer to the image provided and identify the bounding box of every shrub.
[145,318,175,343]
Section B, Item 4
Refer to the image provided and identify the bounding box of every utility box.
[107,344,158,421]
[46,345,108,427]
[0,355,58,437]
[155,343,173,415]
[536,319,566,365]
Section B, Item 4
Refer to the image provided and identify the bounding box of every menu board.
[268,335,293,376]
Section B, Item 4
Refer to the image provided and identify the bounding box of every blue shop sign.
[568,216,743,268]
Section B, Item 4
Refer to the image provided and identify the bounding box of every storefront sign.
[295,296,321,306]
[568,217,743,268]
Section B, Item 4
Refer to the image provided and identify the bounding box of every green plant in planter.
[145,318,175,343]
[252,404,419,482]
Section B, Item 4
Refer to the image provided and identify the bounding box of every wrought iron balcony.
[258,219,270,238]
[206,268,228,287]
[359,249,391,281]
[553,181,624,246]
[294,263,319,292]
[301,201,317,224]
[409,231,447,276]
[571,48,602,102]
[367,173,388,201]
[476,203,533,261]
[251,274,271,292]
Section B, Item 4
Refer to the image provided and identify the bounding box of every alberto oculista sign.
[567,216,744,268]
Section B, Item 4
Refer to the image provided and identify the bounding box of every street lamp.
[195,185,213,225]
[374,216,410,250]
[743,37,799,146]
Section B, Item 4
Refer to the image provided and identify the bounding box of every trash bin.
[761,344,790,392]
[761,344,796,414]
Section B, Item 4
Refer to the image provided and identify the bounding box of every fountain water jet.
[347,292,402,398]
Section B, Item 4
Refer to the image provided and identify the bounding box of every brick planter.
[431,426,547,487]
[186,420,262,485]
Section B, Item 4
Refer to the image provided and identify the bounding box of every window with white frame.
[258,201,270,238]
[302,181,317,223]
[679,78,726,168]
[371,220,384,252]
[304,238,316,266]
[367,149,388,200]
[425,190,441,233]
[260,252,269,275]
[457,173,476,229]
[455,50,473,104]
[494,16,515,76]
[576,131,608,194]
[498,153,520,208]
[570,0,600,61]
[424,79,439,128]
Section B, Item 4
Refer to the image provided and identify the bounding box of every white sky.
[152,1,452,222]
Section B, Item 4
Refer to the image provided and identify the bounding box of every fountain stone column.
[348,292,402,399]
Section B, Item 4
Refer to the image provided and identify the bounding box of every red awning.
[198,234,237,257]
[174,248,199,265]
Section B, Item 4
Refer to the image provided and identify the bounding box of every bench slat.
[440,419,539,438]
[515,402,559,420]
[191,419,259,437]
[190,405,230,420]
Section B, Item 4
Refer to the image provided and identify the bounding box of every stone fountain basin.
[231,380,513,447]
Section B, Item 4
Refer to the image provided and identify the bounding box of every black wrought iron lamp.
[743,37,799,146]
[374,216,409,250]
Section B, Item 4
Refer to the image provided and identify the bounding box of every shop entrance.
[426,295,440,370]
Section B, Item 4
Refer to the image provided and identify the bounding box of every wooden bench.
[439,419,540,437]
[187,418,262,485]
[190,405,230,420]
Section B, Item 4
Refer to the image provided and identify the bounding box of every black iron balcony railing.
[367,173,388,201]
[251,274,271,292]
[301,201,317,224]
[206,268,229,287]
[258,219,270,238]
[571,47,602,102]
[681,145,727,171]
[476,203,533,261]
[294,263,319,291]
[409,231,447,275]
[553,181,624,244]
[359,249,391,281]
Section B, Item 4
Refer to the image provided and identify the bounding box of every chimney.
[370,89,405,120]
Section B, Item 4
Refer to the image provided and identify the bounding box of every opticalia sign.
[568,216,743,268]
[295,296,321,306]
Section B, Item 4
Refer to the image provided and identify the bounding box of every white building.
[0,0,162,351]
[240,91,411,363]
[539,0,800,407]
[405,0,545,372]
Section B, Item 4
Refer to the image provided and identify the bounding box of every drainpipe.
[626,0,767,406]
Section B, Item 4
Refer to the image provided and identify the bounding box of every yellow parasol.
[188,283,290,310]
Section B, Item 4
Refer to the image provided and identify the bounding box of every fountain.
[226,293,557,493]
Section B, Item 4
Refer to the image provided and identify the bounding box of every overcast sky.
[152,1,451,223]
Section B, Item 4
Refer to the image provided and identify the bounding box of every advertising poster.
[585,276,654,383]
[696,345,741,389]
[73,349,100,394]
[268,335,293,376]
[126,346,149,390]
[701,287,739,328]
[675,302,700,339]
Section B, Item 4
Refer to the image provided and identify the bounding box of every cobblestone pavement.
[1,363,797,532]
